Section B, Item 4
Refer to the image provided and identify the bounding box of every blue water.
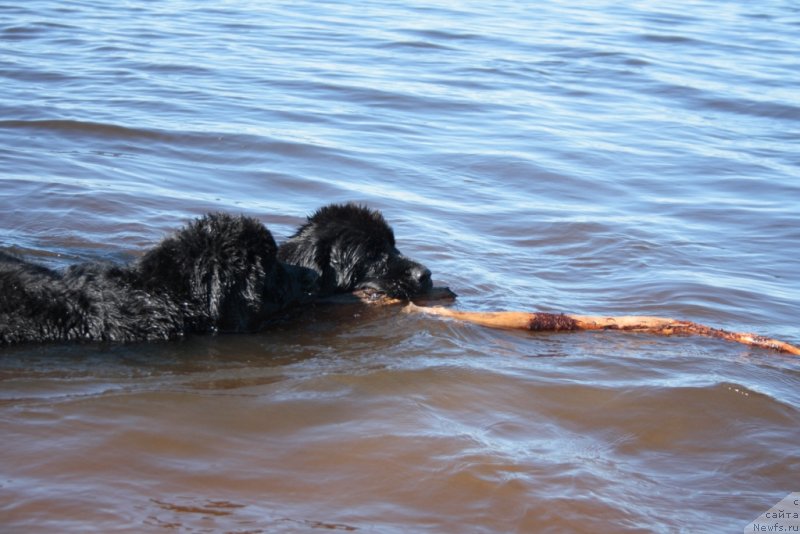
[1,1,799,532]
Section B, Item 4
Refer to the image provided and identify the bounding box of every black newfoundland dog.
[0,203,432,346]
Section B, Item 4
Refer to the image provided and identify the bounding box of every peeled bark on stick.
[406,304,800,356]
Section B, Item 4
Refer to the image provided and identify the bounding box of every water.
[1,0,799,532]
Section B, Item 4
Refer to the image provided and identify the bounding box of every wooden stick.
[406,304,800,356]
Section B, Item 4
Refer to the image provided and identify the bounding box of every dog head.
[278,203,432,299]
[138,213,309,332]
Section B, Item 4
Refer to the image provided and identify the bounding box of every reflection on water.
[1,0,799,531]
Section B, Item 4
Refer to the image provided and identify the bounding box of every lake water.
[1,0,799,532]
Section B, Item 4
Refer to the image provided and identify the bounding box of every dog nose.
[411,265,432,290]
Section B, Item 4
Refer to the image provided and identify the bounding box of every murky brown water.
[2,0,799,532]
[2,311,798,532]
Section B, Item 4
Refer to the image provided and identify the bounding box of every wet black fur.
[135,213,315,334]
[0,252,186,345]
[0,213,311,345]
[0,204,431,346]
[278,204,432,299]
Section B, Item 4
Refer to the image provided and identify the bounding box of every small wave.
[646,81,800,122]
[701,97,800,121]
[0,119,168,141]
[637,33,701,45]
[379,40,454,51]
[138,63,214,76]
[0,68,77,83]
[402,28,481,42]
[1,21,78,39]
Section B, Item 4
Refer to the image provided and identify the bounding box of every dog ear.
[137,237,187,297]
[277,221,338,293]
[327,240,359,291]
